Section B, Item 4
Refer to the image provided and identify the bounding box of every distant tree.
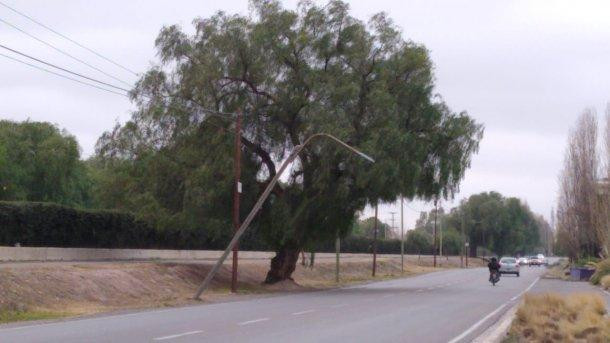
[351,217,393,239]
[95,0,483,283]
[0,120,91,206]
[556,109,605,259]
[445,192,541,257]
[405,229,432,255]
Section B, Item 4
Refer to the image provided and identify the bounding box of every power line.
[0,0,138,76]
[0,43,130,93]
[0,45,237,120]
[0,16,133,87]
[0,52,128,97]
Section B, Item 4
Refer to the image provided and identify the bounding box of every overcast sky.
[1,0,609,232]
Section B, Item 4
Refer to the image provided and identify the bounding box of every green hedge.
[0,201,406,254]
[0,201,157,248]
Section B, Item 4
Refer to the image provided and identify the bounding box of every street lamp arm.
[193,133,373,299]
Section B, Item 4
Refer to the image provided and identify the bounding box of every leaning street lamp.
[194,133,374,299]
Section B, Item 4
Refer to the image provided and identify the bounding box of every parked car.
[537,253,548,265]
[517,257,529,265]
[499,257,520,276]
[528,255,541,266]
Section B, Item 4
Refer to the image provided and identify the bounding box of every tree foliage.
[0,120,91,207]
[95,0,483,282]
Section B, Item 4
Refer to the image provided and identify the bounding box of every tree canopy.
[0,120,91,206]
[95,0,483,282]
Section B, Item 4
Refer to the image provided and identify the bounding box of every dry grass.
[601,275,610,290]
[590,258,610,285]
[0,256,456,323]
[543,258,570,280]
[507,292,610,342]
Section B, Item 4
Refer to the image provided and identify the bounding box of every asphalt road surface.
[0,263,601,343]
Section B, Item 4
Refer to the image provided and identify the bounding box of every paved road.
[0,265,595,343]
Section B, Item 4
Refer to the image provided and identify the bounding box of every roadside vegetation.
[0,256,479,323]
[0,301,65,324]
[555,110,609,262]
[505,293,610,342]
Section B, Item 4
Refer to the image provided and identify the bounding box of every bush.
[509,293,609,342]
[601,275,610,290]
[0,201,156,249]
[589,258,610,285]
[0,201,401,254]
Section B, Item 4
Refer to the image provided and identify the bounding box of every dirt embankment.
[0,255,480,321]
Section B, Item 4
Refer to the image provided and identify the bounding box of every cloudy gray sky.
[1,0,609,231]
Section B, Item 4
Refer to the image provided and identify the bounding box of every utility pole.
[460,212,465,268]
[400,197,404,273]
[439,201,443,258]
[433,198,438,268]
[550,207,555,256]
[372,204,378,277]
[335,234,340,283]
[231,110,242,293]
[389,212,396,240]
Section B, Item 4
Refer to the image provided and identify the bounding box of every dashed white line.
[292,309,315,316]
[416,289,424,292]
[238,318,270,326]
[382,294,395,298]
[154,331,203,341]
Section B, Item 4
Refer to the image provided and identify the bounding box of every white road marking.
[292,309,315,315]
[238,318,270,326]
[331,303,348,308]
[154,331,203,341]
[427,287,434,290]
[448,276,541,343]
[382,294,394,298]
[416,289,424,292]
[510,277,540,302]
[447,303,507,343]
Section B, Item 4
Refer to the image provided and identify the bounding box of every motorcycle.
[489,270,500,286]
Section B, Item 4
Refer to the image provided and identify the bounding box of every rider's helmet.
[491,257,497,262]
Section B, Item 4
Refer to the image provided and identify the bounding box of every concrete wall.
[0,246,400,263]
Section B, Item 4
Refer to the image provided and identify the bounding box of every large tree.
[96,0,483,283]
[447,192,541,257]
[0,120,91,206]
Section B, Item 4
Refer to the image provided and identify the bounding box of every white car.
[517,257,529,265]
[537,254,547,265]
[499,257,520,276]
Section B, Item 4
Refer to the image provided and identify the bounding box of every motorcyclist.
[488,257,501,282]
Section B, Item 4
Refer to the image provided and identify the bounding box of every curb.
[472,302,518,343]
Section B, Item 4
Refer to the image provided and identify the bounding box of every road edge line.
[448,276,540,343]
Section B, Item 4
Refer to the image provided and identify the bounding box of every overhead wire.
[0,44,238,121]
[0,0,138,76]
[0,16,133,87]
[0,43,130,93]
[0,52,128,97]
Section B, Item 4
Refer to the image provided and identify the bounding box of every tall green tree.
[448,192,542,257]
[0,120,91,206]
[96,0,483,282]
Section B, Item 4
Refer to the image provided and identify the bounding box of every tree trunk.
[264,246,301,284]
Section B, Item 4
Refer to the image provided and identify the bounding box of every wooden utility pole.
[372,204,378,277]
[231,110,242,293]
[335,235,340,283]
[433,198,438,268]
[400,197,404,273]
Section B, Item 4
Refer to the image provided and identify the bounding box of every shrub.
[601,275,610,290]
[509,293,609,342]
[589,258,610,285]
